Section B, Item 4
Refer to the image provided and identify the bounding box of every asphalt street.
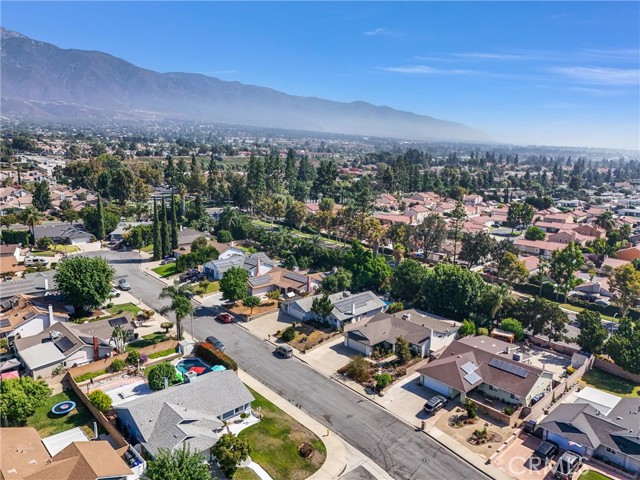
[87,249,491,480]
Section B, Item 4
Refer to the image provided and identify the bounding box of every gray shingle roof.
[344,312,430,347]
[115,371,254,456]
[331,291,386,321]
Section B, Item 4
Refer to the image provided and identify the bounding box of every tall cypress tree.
[96,194,106,240]
[152,198,161,261]
[160,196,169,257]
[170,195,179,249]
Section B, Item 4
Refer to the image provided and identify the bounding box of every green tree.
[110,325,134,354]
[161,196,170,257]
[609,264,640,318]
[499,252,529,287]
[387,301,404,314]
[374,373,393,391]
[605,317,640,374]
[480,283,513,324]
[55,256,114,313]
[421,263,487,320]
[0,377,51,425]
[285,148,297,185]
[458,319,477,338]
[146,445,210,480]
[449,201,466,264]
[147,362,179,391]
[96,195,106,240]
[311,293,334,325]
[243,295,261,314]
[220,267,249,304]
[217,230,233,243]
[159,282,194,340]
[498,318,526,341]
[344,241,391,292]
[191,236,209,253]
[510,297,568,341]
[88,390,112,413]
[18,206,42,246]
[391,259,428,303]
[36,236,53,251]
[211,433,252,477]
[153,198,162,261]
[459,231,496,268]
[246,154,266,206]
[82,205,118,241]
[297,155,316,182]
[312,160,338,200]
[285,201,308,229]
[524,226,546,241]
[344,356,371,383]
[549,242,584,302]
[463,398,478,419]
[594,211,616,232]
[395,336,412,364]
[32,181,52,211]
[322,267,352,293]
[507,202,534,233]
[576,310,608,354]
[171,195,179,249]
[414,213,447,263]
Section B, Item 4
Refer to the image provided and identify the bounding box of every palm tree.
[159,281,194,340]
[218,206,241,233]
[18,206,42,247]
[110,325,134,354]
[594,211,615,232]
[482,283,513,326]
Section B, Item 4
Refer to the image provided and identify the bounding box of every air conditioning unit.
[512,353,522,362]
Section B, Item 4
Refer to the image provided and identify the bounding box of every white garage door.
[421,375,453,397]
[346,338,370,355]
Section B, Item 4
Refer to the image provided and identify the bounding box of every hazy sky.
[3,1,639,150]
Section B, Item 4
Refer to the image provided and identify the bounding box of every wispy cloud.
[379,65,473,75]
[578,48,640,62]
[451,52,529,61]
[566,86,629,97]
[549,66,640,85]
[363,27,390,36]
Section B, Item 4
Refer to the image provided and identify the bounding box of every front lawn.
[579,471,613,480]
[29,250,56,257]
[283,323,337,352]
[233,468,260,480]
[581,368,640,397]
[141,244,154,253]
[126,332,168,351]
[107,302,142,317]
[51,244,80,253]
[239,387,326,480]
[152,263,179,277]
[193,280,220,296]
[27,390,96,438]
[229,299,278,318]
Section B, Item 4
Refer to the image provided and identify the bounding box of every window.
[234,406,244,414]
[487,385,496,391]
[510,393,519,400]
[605,447,616,455]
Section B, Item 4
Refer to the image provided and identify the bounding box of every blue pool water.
[175,358,212,376]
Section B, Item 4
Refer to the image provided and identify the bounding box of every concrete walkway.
[238,370,393,480]
[246,460,273,480]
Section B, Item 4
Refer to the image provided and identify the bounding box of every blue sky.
[3,2,639,150]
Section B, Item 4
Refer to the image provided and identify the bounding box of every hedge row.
[194,342,238,371]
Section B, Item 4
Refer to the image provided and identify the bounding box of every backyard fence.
[526,335,581,356]
[593,357,640,384]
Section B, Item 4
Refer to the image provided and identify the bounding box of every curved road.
[87,249,491,480]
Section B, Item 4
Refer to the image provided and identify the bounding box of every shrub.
[463,398,478,419]
[217,230,233,243]
[194,342,238,371]
[147,362,178,391]
[281,326,296,342]
[477,327,489,336]
[503,406,515,415]
[375,373,393,391]
[160,321,173,334]
[74,369,106,383]
[126,350,141,366]
[88,390,112,413]
[566,365,576,375]
[387,301,404,314]
[458,319,476,338]
[108,359,126,372]
[341,356,372,383]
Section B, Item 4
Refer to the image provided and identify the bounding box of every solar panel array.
[461,361,478,374]
[109,317,129,327]
[24,312,38,321]
[54,336,74,353]
[464,371,482,385]
[0,319,10,328]
[250,275,273,286]
[488,357,529,378]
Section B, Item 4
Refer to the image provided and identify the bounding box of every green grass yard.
[141,244,154,253]
[239,387,326,480]
[125,332,168,351]
[152,263,178,277]
[193,281,220,296]
[233,468,261,480]
[558,303,618,322]
[107,302,142,317]
[27,390,96,438]
[580,368,640,398]
[579,471,613,480]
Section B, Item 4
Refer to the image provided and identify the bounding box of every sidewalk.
[237,370,393,480]
[237,322,512,480]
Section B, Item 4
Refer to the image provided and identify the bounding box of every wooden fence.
[67,340,178,379]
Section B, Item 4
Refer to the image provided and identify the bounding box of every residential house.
[373,212,413,226]
[31,223,93,245]
[0,428,141,480]
[417,336,553,407]
[0,270,57,301]
[108,222,152,242]
[463,194,483,206]
[520,255,540,275]
[203,252,275,280]
[246,267,320,298]
[572,224,605,239]
[538,388,640,473]
[405,205,430,223]
[0,243,25,274]
[14,315,133,378]
[544,213,574,224]
[407,192,438,206]
[374,194,399,210]
[343,309,459,357]
[547,230,590,245]
[284,290,387,329]
[557,199,583,209]
[514,239,566,258]
[115,371,254,459]
[615,246,640,262]
[573,279,612,300]
[0,295,69,340]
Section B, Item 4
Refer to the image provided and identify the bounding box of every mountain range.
[0,28,489,143]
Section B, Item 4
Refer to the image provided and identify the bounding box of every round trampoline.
[51,400,76,415]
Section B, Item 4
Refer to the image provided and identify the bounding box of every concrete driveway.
[492,434,554,480]
[240,311,296,340]
[303,337,354,376]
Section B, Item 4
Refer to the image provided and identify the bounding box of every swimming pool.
[175,358,212,376]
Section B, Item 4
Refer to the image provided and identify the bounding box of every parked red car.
[216,313,233,324]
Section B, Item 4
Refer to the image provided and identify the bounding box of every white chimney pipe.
[48,305,56,327]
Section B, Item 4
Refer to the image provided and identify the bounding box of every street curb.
[233,321,501,480]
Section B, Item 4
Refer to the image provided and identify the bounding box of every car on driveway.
[216,313,233,324]
[423,395,447,414]
[179,269,199,282]
[552,451,582,479]
[533,441,558,466]
[205,336,225,352]
[109,288,121,298]
[160,257,176,265]
[117,279,131,291]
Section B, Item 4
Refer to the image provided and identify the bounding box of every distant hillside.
[0,28,489,142]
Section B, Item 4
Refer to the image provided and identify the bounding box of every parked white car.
[24,256,49,267]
